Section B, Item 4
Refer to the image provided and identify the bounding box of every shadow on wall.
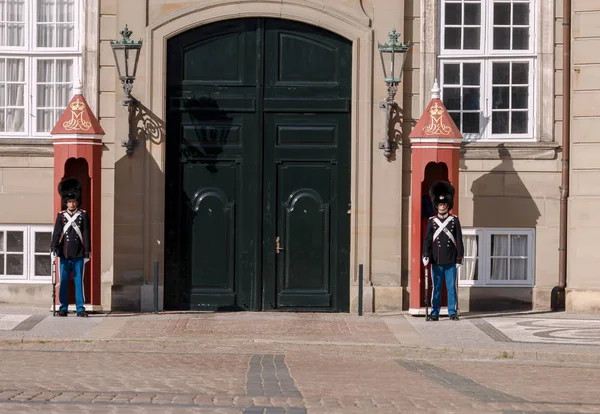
[461,143,541,312]
[112,94,235,311]
[111,99,166,311]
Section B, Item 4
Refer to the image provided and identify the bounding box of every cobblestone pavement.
[0,311,599,413]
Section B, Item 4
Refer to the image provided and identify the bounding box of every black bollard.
[153,261,159,314]
[358,264,363,316]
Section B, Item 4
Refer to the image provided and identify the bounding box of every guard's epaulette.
[79,209,87,213]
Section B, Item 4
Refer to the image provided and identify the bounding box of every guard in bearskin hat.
[422,181,464,321]
[50,178,91,317]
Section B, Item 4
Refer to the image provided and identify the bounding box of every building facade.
[0,0,596,314]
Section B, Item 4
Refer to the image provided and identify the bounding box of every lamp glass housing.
[378,29,412,84]
[109,25,143,82]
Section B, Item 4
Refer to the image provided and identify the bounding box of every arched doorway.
[164,18,352,311]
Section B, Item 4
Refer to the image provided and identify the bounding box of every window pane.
[6,253,23,275]
[463,28,480,49]
[7,58,24,81]
[493,63,510,84]
[35,232,52,253]
[460,233,479,281]
[463,112,480,133]
[493,28,511,50]
[38,0,55,22]
[7,231,23,252]
[57,24,74,47]
[449,112,461,129]
[0,231,3,251]
[445,28,461,49]
[464,3,481,25]
[37,110,54,132]
[0,255,3,275]
[0,109,4,132]
[443,88,461,110]
[37,24,55,47]
[37,0,76,48]
[511,112,528,133]
[512,63,529,84]
[512,28,529,50]
[463,88,480,110]
[56,59,73,82]
[463,63,480,85]
[37,85,54,107]
[37,60,54,82]
[491,258,508,280]
[493,87,509,109]
[512,86,529,109]
[35,254,51,276]
[492,112,509,134]
[6,22,24,46]
[491,234,509,256]
[510,258,527,280]
[6,109,24,132]
[57,0,75,22]
[494,3,511,25]
[444,64,460,85]
[513,3,530,25]
[36,59,74,133]
[445,3,462,25]
[510,234,528,255]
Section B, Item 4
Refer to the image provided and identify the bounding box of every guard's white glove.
[456,263,462,269]
[84,256,90,264]
[422,257,429,266]
[50,252,57,261]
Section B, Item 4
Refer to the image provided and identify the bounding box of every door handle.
[276,236,285,254]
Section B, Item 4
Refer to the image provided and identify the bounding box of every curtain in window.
[6,58,25,132]
[37,0,74,48]
[36,59,72,132]
[490,234,508,280]
[510,234,528,280]
[462,234,478,281]
[0,0,25,47]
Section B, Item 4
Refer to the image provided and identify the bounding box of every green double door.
[164,18,351,311]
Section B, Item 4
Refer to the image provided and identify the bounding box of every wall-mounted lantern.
[378,28,412,158]
[110,25,143,155]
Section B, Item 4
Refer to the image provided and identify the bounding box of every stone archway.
[140,1,374,311]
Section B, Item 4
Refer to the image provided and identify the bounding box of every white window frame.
[439,0,537,142]
[0,224,53,283]
[0,0,82,138]
[458,228,535,287]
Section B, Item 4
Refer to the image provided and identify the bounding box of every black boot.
[76,311,89,317]
[449,315,460,321]
[58,310,68,317]
[429,315,439,321]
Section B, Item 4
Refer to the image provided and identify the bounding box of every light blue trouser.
[58,258,86,313]
[431,263,457,317]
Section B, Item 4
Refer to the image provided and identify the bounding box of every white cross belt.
[433,216,456,246]
[62,211,83,242]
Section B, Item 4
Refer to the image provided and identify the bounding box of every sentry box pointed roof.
[51,84,105,136]
[409,80,462,140]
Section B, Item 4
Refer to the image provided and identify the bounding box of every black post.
[358,264,363,316]
[153,261,159,314]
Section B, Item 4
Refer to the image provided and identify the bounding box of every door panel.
[277,164,332,307]
[261,19,351,311]
[165,19,261,311]
[165,18,351,311]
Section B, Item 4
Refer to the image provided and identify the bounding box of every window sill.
[460,141,560,160]
[0,138,53,157]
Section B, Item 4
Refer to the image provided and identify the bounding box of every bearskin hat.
[429,181,455,210]
[58,177,82,207]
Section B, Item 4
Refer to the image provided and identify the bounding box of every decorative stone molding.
[0,139,54,157]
